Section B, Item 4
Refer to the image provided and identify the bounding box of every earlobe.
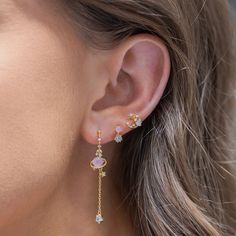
[80,33,170,144]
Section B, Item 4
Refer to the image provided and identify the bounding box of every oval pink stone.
[91,157,107,169]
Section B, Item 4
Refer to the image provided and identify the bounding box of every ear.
[80,33,170,144]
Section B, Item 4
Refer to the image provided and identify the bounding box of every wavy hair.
[64,0,236,235]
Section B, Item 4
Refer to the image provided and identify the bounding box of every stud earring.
[126,113,142,129]
[114,125,123,143]
[90,130,107,224]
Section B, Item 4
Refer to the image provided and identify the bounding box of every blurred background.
[230,0,236,20]
[230,0,236,8]
[229,0,236,142]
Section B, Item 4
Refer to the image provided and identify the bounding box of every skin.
[0,1,170,235]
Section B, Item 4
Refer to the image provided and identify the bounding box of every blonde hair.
[64,0,236,235]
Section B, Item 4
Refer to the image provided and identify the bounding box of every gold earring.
[90,130,107,224]
[114,125,123,143]
[126,113,142,129]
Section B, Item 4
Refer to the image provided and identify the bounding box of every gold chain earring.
[126,113,142,129]
[90,130,107,224]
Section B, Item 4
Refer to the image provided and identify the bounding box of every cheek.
[0,23,85,225]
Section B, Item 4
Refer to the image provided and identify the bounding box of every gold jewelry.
[114,125,123,143]
[90,130,107,224]
[126,113,142,129]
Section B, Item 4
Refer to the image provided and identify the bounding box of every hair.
[63,0,236,235]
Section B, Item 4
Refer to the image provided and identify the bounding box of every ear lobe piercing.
[126,113,142,129]
[90,113,142,224]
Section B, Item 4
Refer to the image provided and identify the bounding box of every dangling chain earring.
[90,130,107,224]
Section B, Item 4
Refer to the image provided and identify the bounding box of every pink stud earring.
[90,130,107,224]
[114,125,123,143]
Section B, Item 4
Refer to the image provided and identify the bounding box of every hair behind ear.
[65,0,236,235]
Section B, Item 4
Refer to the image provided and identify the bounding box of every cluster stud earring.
[90,130,107,224]
[126,113,142,129]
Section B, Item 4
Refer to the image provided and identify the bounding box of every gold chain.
[97,168,103,215]
[97,130,102,216]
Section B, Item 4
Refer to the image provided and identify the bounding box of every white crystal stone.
[136,119,142,126]
[101,171,106,177]
[96,214,104,224]
[114,135,123,143]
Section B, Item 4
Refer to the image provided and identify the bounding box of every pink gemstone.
[91,157,105,168]
[127,120,133,126]
[115,126,123,133]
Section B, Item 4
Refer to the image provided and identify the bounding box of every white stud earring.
[114,125,123,143]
